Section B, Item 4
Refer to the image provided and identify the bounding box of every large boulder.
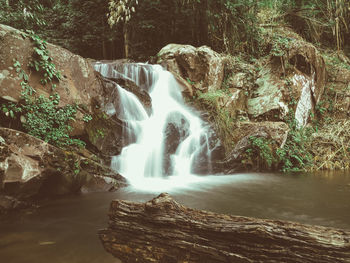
[0,128,125,201]
[247,37,326,127]
[156,44,225,96]
[222,121,289,172]
[0,24,102,136]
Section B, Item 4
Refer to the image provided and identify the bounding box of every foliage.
[18,94,85,148]
[243,111,313,172]
[277,115,313,172]
[0,0,120,59]
[270,34,293,57]
[244,136,276,170]
[27,30,61,85]
[107,0,138,26]
[1,0,349,59]
[309,119,350,170]
[0,0,46,30]
[284,0,350,51]
[206,0,262,56]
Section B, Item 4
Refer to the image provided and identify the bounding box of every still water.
[1,171,350,263]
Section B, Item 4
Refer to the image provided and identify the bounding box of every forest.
[1,0,349,60]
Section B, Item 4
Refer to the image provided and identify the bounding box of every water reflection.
[0,171,350,263]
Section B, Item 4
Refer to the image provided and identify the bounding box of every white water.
[94,62,213,191]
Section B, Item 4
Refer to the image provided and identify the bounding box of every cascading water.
[94,62,215,190]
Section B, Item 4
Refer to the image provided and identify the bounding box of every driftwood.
[99,193,350,263]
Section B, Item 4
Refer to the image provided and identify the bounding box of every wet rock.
[163,112,190,175]
[157,44,224,95]
[0,128,126,201]
[247,66,289,120]
[114,78,151,113]
[0,24,102,137]
[0,195,32,214]
[94,61,154,92]
[85,108,129,157]
[192,128,225,174]
[223,121,289,173]
[94,63,152,114]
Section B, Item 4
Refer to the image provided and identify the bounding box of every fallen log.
[99,193,350,263]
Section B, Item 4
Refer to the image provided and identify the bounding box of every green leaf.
[13,61,21,68]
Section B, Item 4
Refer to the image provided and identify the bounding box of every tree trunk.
[99,193,350,263]
[123,24,129,58]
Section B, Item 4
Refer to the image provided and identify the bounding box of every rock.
[94,61,154,92]
[112,77,151,114]
[157,44,224,95]
[0,127,126,200]
[0,195,32,214]
[191,128,225,174]
[163,112,190,174]
[94,62,153,114]
[217,88,248,119]
[223,121,289,172]
[0,24,102,136]
[85,108,128,157]
[229,72,246,88]
[247,38,326,127]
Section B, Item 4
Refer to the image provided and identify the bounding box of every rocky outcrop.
[157,44,224,96]
[0,24,128,159]
[247,38,326,127]
[0,128,125,204]
[0,24,102,136]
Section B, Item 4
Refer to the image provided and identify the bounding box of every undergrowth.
[243,117,313,172]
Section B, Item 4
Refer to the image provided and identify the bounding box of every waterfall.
[94,62,214,190]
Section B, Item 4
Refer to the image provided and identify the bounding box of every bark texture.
[99,193,350,263]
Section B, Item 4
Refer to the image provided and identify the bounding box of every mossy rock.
[86,109,126,156]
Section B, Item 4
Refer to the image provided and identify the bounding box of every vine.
[26,30,61,86]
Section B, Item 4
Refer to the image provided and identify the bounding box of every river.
[1,171,349,263]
